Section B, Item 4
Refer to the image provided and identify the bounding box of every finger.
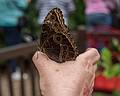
[86,65,97,93]
[32,51,59,73]
[76,48,100,67]
[84,48,100,64]
[32,51,52,70]
[84,64,97,85]
[81,72,95,96]
[32,51,49,63]
[87,64,97,73]
[88,80,94,95]
[84,72,94,85]
[87,75,95,96]
[79,62,97,96]
[81,78,94,96]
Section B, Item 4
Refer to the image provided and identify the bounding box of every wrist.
[41,85,82,96]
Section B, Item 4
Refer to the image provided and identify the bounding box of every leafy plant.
[111,38,120,52]
[68,0,85,30]
[22,0,40,39]
[100,38,120,78]
[93,91,120,96]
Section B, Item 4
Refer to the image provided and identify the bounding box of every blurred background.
[0,0,120,96]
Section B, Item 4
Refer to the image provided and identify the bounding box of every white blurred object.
[12,68,21,80]
[23,34,33,42]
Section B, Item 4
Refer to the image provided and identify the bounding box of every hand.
[32,48,100,96]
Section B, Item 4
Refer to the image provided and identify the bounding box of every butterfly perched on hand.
[39,8,78,63]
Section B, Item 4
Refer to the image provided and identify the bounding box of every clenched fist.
[32,48,100,96]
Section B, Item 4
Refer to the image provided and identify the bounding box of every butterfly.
[39,8,78,63]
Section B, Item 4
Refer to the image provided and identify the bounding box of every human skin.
[32,48,100,96]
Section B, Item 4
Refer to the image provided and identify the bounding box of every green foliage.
[111,38,120,62]
[112,91,120,96]
[100,38,120,78]
[101,48,112,67]
[69,0,85,30]
[93,91,120,96]
[111,38,120,52]
[74,0,85,25]
[22,0,40,38]
[93,92,111,96]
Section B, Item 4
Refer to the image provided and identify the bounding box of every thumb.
[32,51,49,62]
[32,51,58,72]
[76,48,100,67]
[32,51,50,70]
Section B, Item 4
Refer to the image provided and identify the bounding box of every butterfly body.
[39,8,78,63]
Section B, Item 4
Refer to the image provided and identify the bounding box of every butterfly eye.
[62,45,68,50]
[56,37,60,41]
[53,34,62,44]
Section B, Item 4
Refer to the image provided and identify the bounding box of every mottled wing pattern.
[39,8,78,63]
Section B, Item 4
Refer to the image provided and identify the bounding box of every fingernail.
[36,51,40,59]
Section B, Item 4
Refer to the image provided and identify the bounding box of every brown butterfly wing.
[39,8,78,63]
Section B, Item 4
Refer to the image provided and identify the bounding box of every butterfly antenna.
[33,40,41,59]
[36,40,41,51]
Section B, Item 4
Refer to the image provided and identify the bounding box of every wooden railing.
[0,42,40,96]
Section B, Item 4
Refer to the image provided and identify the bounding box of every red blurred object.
[87,27,120,49]
[115,78,120,90]
[94,75,106,89]
[112,52,120,58]
[94,75,120,92]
